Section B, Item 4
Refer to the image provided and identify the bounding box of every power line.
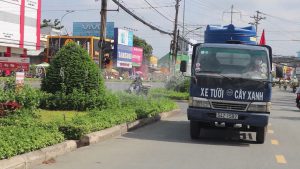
[260,12,300,25]
[111,0,172,35]
[143,0,174,23]
[39,5,175,12]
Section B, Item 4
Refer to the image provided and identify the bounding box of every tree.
[40,19,64,30]
[41,42,105,95]
[133,35,153,64]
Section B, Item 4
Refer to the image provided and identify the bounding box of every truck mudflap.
[187,107,269,127]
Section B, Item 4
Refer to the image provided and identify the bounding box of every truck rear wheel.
[256,126,266,144]
[190,121,201,139]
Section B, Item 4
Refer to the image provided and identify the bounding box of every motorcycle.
[126,79,150,95]
[283,80,288,91]
[296,87,300,109]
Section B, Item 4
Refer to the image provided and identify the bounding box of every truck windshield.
[193,47,270,80]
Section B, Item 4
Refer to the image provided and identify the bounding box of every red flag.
[259,29,266,45]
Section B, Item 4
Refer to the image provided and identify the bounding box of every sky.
[42,0,300,58]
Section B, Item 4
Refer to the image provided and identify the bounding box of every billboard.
[0,0,41,50]
[132,47,143,67]
[73,22,114,39]
[115,44,132,68]
[114,28,133,46]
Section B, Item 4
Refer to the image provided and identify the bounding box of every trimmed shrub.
[41,42,105,94]
[40,89,120,111]
[165,74,190,93]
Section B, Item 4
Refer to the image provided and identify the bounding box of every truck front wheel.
[256,126,266,144]
[190,121,201,139]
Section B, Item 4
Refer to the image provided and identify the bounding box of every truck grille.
[211,101,248,111]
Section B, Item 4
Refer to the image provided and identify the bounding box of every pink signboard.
[132,47,143,66]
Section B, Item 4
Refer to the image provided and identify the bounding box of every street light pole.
[181,0,186,55]
[171,0,180,75]
[58,10,74,49]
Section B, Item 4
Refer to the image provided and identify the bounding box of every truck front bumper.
[188,107,269,127]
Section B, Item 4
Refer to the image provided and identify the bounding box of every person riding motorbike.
[283,79,288,91]
[129,74,143,94]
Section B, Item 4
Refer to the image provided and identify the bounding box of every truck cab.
[181,43,273,143]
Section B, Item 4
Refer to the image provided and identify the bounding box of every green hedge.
[149,88,189,100]
[0,110,64,159]
[0,126,64,159]
[40,89,120,111]
[59,108,137,140]
[0,85,42,113]
[58,93,178,140]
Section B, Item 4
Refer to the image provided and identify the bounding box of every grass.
[37,109,86,123]
[149,88,189,100]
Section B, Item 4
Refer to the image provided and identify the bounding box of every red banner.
[0,62,29,71]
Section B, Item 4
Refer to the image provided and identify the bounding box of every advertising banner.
[0,57,30,71]
[0,62,29,71]
[132,47,143,67]
[73,22,114,39]
[114,28,133,47]
[116,44,132,68]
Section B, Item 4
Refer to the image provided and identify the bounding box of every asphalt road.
[34,87,300,169]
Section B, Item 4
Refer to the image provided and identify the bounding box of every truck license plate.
[216,113,238,120]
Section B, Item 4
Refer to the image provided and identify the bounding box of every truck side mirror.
[180,61,187,73]
[276,66,283,78]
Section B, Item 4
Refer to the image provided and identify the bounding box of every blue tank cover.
[204,24,257,45]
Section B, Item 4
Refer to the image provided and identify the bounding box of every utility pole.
[223,5,241,25]
[171,0,180,75]
[181,0,186,55]
[99,0,107,69]
[249,11,266,39]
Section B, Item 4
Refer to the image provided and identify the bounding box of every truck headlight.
[247,102,271,112]
[189,97,211,108]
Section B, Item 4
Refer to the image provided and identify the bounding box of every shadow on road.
[123,120,256,147]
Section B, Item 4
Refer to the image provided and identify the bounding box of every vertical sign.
[16,72,25,85]
[114,28,134,68]
[132,47,143,67]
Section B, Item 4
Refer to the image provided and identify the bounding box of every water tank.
[204,24,257,45]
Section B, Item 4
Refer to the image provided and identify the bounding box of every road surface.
[34,87,300,169]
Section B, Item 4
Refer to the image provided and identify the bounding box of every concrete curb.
[0,140,77,169]
[0,109,180,169]
[80,109,180,145]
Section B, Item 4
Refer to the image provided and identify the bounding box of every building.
[0,0,41,74]
[158,53,189,74]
